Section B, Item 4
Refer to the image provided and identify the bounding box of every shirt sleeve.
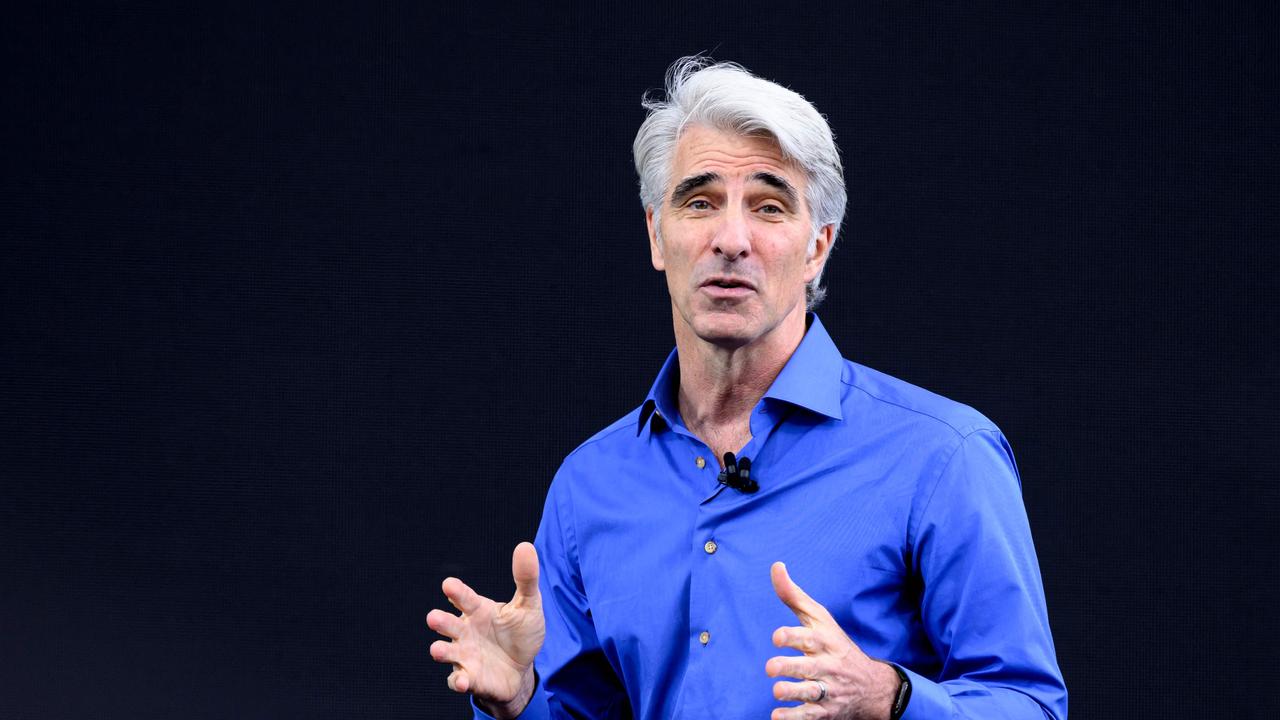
[471,469,630,719]
[903,428,1068,720]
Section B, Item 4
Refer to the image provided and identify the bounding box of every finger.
[770,562,832,626]
[429,639,459,664]
[771,705,818,720]
[442,576,485,615]
[765,653,815,679]
[426,609,464,639]
[446,668,471,694]
[773,679,826,704]
[511,541,541,607]
[772,625,823,653]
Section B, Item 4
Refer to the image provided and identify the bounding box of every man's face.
[647,125,833,349]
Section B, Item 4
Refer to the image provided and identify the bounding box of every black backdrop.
[3,3,1277,719]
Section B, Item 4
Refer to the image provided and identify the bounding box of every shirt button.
[699,630,710,645]
[704,540,718,554]
[695,456,706,469]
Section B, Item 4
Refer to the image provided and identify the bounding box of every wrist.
[883,662,911,720]
[476,667,536,720]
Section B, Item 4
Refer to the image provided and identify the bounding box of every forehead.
[669,125,804,187]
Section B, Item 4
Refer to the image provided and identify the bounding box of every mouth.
[699,276,756,298]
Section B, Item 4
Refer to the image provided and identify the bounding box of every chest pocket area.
[822,563,918,660]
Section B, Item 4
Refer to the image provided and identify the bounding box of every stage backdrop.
[2,3,1277,718]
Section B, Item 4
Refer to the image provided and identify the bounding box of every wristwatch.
[889,663,912,720]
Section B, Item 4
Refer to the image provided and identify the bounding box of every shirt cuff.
[469,687,550,720]
[892,664,951,720]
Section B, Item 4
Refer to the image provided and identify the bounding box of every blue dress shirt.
[474,315,1067,719]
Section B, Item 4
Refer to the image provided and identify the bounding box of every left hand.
[766,562,900,720]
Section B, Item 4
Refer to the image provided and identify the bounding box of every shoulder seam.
[840,373,992,438]
[907,427,1004,552]
[562,409,644,461]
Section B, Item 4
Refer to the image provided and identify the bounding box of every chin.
[689,311,761,348]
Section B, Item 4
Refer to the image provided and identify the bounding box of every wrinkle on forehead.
[673,125,802,181]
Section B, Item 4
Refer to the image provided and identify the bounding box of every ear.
[646,206,665,271]
[803,224,834,283]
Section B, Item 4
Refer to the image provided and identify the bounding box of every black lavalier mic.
[719,452,759,494]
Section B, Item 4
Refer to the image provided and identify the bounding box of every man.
[427,58,1068,719]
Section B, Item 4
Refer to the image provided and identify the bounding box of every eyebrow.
[668,170,801,208]
[669,172,721,207]
[749,172,799,206]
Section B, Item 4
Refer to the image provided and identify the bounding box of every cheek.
[775,249,810,280]
[665,248,698,278]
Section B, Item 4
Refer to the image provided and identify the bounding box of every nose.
[712,206,751,261]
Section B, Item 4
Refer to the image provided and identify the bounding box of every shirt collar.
[761,313,845,421]
[637,313,845,436]
[638,348,681,436]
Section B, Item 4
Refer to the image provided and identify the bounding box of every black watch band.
[888,663,912,720]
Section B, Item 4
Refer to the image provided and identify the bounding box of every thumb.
[770,561,828,626]
[511,541,541,607]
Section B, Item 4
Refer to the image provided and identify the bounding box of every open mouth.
[701,277,755,297]
[703,277,753,290]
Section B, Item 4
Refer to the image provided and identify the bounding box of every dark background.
[2,2,1277,718]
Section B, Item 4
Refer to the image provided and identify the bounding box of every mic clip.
[718,452,759,494]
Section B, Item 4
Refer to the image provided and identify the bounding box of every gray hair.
[632,57,846,309]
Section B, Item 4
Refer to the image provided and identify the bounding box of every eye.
[758,204,784,215]
[688,199,712,211]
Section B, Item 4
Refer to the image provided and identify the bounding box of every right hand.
[427,542,545,718]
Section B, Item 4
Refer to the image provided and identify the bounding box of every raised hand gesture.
[427,542,545,719]
[766,562,901,720]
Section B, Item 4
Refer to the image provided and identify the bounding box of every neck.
[673,305,807,453]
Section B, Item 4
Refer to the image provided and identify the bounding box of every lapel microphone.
[719,452,759,493]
